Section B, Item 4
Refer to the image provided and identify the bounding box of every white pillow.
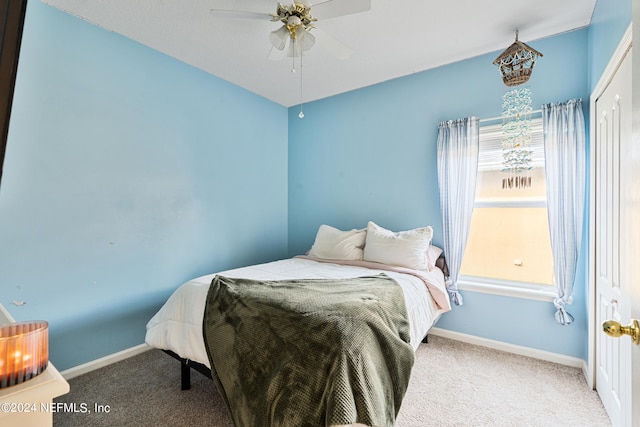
[363,221,433,270]
[308,224,366,261]
[426,245,444,271]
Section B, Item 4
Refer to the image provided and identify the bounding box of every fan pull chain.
[291,38,296,73]
[298,48,304,119]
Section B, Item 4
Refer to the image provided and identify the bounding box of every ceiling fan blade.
[209,0,277,14]
[310,0,371,20]
[313,27,351,59]
[209,9,273,20]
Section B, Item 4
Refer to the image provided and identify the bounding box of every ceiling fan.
[209,0,371,60]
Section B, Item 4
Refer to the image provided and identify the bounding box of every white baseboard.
[581,359,593,389]
[60,343,152,380]
[61,330,586,381]
[429,327,584,369]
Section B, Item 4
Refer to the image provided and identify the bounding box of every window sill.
[457,276,556,302]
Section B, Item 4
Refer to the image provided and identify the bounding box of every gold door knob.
[602,319,640,345]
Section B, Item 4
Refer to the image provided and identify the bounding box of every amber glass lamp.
[0,321,49,388]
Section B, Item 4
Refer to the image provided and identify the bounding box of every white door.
[631,12,640,425]
[594,46,637,427]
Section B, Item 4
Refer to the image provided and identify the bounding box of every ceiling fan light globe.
[287,15,301,27]
[269,25,289,50]
[299,30,315,51]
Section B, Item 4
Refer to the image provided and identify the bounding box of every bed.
[145,222,451,427]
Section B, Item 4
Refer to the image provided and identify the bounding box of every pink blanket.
[295,255,452,312]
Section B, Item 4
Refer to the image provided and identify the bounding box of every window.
[459,118,555,295]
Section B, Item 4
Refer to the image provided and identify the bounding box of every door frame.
[0,0,28,188]
[586,24,632,389]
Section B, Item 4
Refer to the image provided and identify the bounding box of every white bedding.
[145,257,448,368]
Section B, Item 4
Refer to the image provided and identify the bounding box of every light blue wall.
[0,2,288,370]
[289,29,590,253]
[588,0,633,90]
[288,29,591,358]
[289,0,633,360]
[1,0,632,370]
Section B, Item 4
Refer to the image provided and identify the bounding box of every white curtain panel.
[542,99,586,325]
[436,117,479,306]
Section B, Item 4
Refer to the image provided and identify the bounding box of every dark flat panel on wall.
[0,0,27,187]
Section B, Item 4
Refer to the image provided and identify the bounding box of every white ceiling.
[41,0,596,107]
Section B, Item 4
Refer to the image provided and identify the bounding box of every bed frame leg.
[163,350,212,391]
[181,361,191,390]
[422,334,428,344]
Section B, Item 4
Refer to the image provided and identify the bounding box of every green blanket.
[202,274,414,427]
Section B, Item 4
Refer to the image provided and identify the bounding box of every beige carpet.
[53,335,610,426]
